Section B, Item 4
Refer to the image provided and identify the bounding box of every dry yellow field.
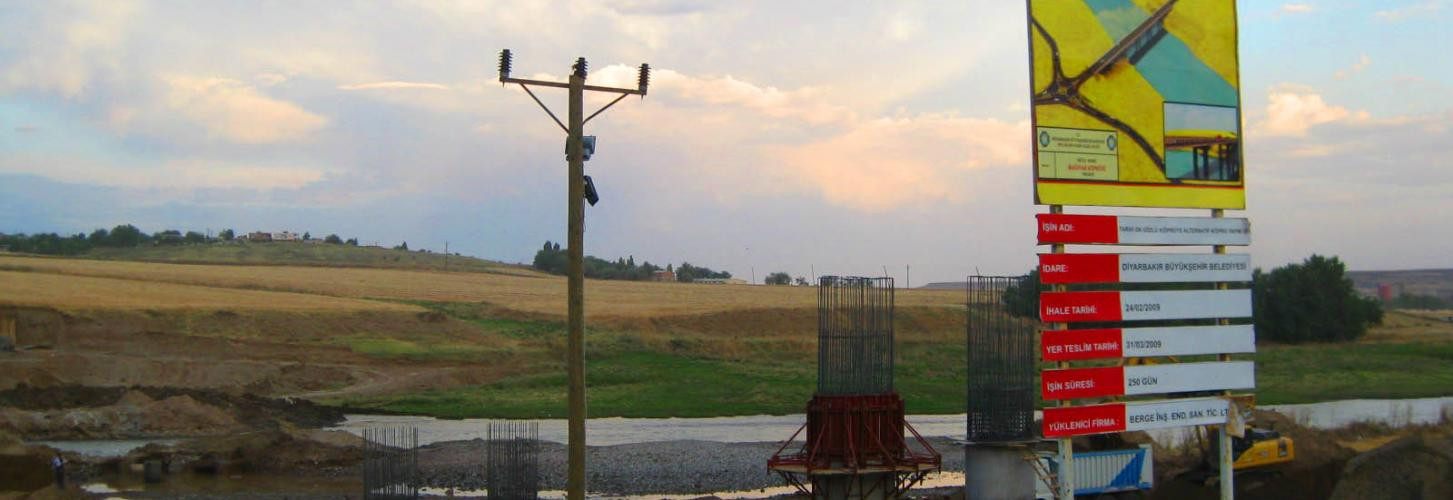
[0,255,964,317]
[0,269,419,312]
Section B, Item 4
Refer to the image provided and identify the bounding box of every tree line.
[1003,254,1386,344]
[532,241,733,282]
[0,224,363,256]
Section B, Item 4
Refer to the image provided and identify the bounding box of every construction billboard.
[1029,0,1245,209]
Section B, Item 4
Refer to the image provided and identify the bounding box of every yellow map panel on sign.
[1029,0,1245,209]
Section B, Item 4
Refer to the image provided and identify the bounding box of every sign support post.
[1051,206,1075,500]
[1214,208,1235,499]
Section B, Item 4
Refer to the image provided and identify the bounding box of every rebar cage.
[966,275,1038,443]
[486,420,541,500]
[362,426,419,499]
[817,276,895,396]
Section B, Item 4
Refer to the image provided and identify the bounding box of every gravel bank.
[419,437,965,496]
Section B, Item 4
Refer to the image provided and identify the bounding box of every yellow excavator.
[1219,427,1295,471]
[1125,358,1295,474]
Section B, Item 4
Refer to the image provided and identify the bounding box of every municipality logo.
[1106,134,1117,151]
[1039,131,1050,147]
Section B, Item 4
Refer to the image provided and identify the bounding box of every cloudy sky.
[2,1,1450,284]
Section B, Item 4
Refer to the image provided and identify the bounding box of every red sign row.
[1038,253,1252,284]
[1041,325,1256,362]
[1039,289,1252,323]
[1036,213,1251,246]
[1042,398,1233,438]
[1041,362,1255,400]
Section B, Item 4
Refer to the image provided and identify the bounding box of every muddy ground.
[4,417,1453,498]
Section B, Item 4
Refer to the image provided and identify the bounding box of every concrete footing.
[812,472,894,500]
[964,445,1035,500]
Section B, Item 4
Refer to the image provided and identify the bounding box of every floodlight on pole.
[495,49,649,500]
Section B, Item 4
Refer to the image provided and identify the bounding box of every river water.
[42,396,1453,458]
[330,413,969,447]
[331,396,1453,447]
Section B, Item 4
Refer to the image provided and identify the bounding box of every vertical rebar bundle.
[486,421,541,500]
[966,275,1037,443]
[362,426,419,500]
[817,276,895,396]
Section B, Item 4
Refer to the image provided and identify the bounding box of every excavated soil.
[1151,410,1453,499]
[0,386,343,440]
[1329,433,1453,499]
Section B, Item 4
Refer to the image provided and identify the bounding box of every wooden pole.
[1214,208,1235,500]
[565,72,587,500]
[1051,205,1074,500]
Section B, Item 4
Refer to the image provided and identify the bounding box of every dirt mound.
[117,426,365,477]
[1330,434,1453,499]
[0,392,246,440]
[0,440,60,494]
[0,386,344,440]
[1151,409,1357,500]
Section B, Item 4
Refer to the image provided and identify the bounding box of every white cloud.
[162,76,328,144]
[1334,54,1371,80]
[528,64,1026,212]
[1257,87,1369,137]
[339,81,450,91]
[1375,1,1445,20]
[0,1,141,97]
[1278,3,1316,15]
[254,73,289,86]
[645,68,857,126]
[774,114,1028,211]
[883,12,921,42]
[1,152,328,192]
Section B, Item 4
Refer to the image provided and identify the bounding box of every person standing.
[52,454,65,489]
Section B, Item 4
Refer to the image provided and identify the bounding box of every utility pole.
[498,50,649,500]
[444,241,449,272]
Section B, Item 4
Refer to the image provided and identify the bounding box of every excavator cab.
[1230,428,1294,470]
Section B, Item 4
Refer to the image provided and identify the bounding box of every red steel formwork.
[768,393,941,496]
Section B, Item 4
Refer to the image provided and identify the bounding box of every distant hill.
[1348,269,1453,301]
[82,242,539,275]
[919,281,967,290]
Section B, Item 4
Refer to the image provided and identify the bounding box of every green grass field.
[1256,341,1453,404]
[330,343,1453,418]
[7,247,1453,419]
[329,312,1453,418]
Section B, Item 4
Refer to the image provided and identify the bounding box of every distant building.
[243,231,272,242]
[272,231,301,242]
[694,278,747,285]
[651,270,676,282]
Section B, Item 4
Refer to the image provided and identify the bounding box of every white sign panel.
[1124,398,1233,432]
[1124,361,1255,396]
[1122,325,1256,357]
[1118,254,1252,283]
[1120,290,1252,321]
[1116,216,1251,246]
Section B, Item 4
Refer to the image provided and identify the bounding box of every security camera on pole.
[497,50,650,500]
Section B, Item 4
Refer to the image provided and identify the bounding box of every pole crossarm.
[506,76,643,133]
[503,76,644,96]
[518,84,568,133]
[584,92,630,125]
